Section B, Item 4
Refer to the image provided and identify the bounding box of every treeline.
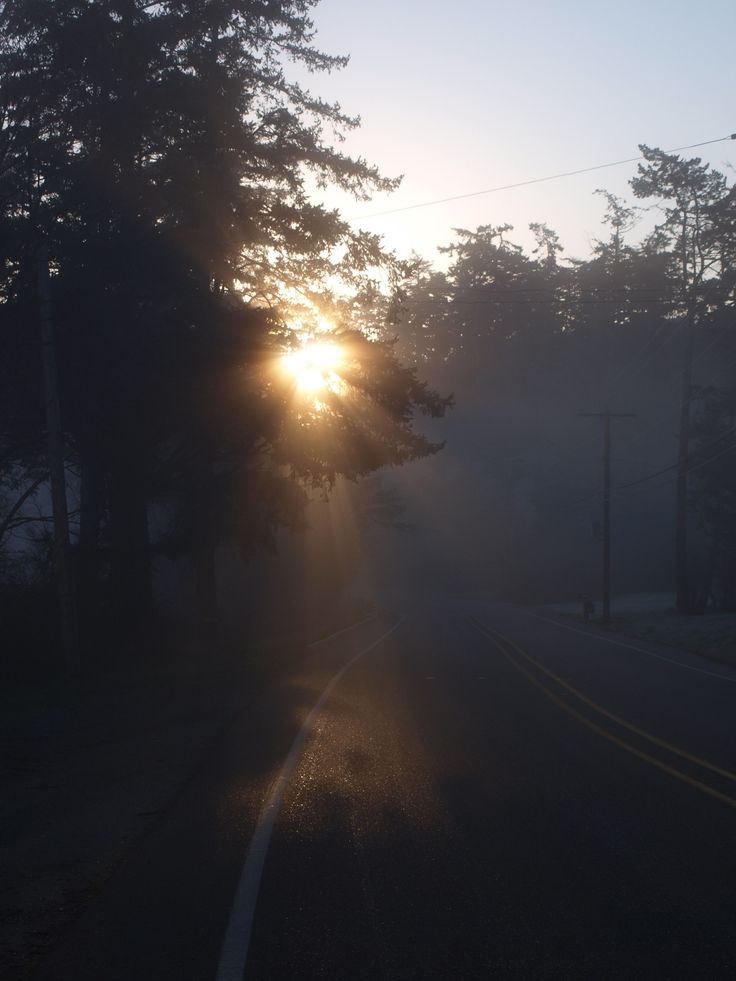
[2,4,734,674]
[0,0,449,673]
[389,150,736,607]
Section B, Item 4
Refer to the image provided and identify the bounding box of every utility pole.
[578,408,636,624]
[37,242,80,675]
[675,311,695,614]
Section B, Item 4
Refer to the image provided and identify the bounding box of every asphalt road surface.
[31,596,736,980]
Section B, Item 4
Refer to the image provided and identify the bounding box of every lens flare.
[282,342,343,393]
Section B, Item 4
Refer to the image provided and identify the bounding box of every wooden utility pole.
[37,242,80,674]
[579,409,636,624]
[675,312,695,614]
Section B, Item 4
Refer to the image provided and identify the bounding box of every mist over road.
[34,599,736,980]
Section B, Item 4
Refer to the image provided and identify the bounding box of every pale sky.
[297,0,736,265]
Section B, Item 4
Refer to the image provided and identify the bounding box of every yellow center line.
[470,616,736,785]
[469,617,736,812]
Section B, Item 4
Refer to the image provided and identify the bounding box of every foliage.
[0,0,449,635]
[389,156,735,603]
[631,146,732,308]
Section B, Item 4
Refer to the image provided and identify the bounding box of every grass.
[607,609,736,668]
[544,592,736,668]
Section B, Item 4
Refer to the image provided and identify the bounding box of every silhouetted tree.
[0,0,448,649]
[390,172,734,604]
[632,146,732,611]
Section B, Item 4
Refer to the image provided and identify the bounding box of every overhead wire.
[561,425,736,515]
[371,132,735,509]
[489,279,734,473]
[352,134,736,221]
[615,426,736,491]
[614,318,736,454]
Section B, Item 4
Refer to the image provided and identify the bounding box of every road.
[31,597,736,980]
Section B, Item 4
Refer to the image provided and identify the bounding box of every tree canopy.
[0,0,450,646]
[390,149,735,607]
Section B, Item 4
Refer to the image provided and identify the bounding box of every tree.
[390,256,456,372]
[0,0,449,654]
[570,191,672,397]
[631,146,732,612]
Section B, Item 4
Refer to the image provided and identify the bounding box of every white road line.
[529,611,736,684]
[215,616,406,981]
[306,610,378,648]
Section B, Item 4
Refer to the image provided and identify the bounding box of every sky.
[297,0,736,266]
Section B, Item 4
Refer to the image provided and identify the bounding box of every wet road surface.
[31,598,736,980]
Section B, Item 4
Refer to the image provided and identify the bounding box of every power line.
[450,295,678,306]
[482,316,734,510]
[353,134,736,221]
[563,426,736,513]
[608,441,736,505]
[617,428,736,490]
[449,285,681,294]
[614,319,736,453]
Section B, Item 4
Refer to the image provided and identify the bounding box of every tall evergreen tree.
[631,146,731,611]
[0,0,449,644]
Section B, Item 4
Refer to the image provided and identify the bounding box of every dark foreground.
[24,598,736,980]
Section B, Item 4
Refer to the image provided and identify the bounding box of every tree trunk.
[77,447,104,646]
[109,454,153,636]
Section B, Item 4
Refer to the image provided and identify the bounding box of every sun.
[282,341,343,394]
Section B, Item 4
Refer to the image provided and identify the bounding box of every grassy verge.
[543,596,736,669]
[605,610,736,669]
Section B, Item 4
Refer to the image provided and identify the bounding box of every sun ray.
[281,341,345,396]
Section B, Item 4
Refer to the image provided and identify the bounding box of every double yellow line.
[469,616,736,811]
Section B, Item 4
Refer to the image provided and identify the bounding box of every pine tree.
[631,146,731,612]
[0,1,449,642]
